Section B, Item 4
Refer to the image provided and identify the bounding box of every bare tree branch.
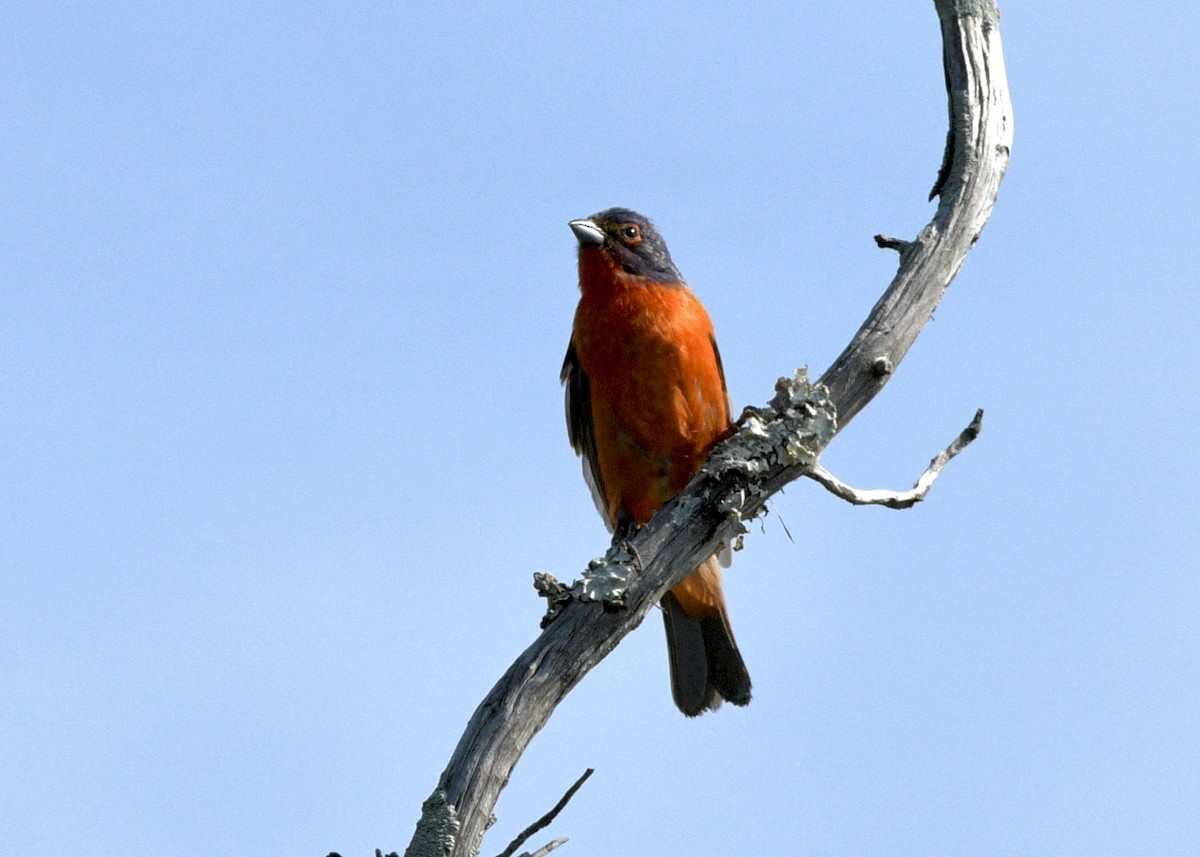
[401,2,1012,855]
[495,770,593,857]
[517,839,568,857]
[805,409,984,508]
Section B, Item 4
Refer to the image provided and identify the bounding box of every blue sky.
[3,3,1198,855]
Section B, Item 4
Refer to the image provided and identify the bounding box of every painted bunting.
[562,208,752,716]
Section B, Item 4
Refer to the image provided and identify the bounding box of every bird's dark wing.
[710,334,733,419]
[561,339,612,530]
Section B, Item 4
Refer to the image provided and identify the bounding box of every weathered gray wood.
[403,2,1012,855]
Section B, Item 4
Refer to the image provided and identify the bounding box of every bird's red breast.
[572,270,729,528]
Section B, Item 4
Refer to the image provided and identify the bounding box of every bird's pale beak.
[569,219,605,247]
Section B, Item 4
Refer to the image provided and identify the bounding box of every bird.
[561,207,752,716]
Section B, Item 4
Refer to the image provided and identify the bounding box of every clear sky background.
[4,3,1198,855]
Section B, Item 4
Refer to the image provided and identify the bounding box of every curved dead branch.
[402,2,1013,855]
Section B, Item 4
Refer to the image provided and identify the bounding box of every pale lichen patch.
[404,790,460,857]
[535,541,638,623]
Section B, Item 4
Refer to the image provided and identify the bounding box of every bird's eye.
[621,223,642,243]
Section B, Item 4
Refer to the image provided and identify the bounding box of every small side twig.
[517,838,568,857]
[494,769,594,857]
[805,409,983,508]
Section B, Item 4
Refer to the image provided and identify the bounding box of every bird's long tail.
[661,556,752,717]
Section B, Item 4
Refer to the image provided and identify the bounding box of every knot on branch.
[535,541,640,627]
